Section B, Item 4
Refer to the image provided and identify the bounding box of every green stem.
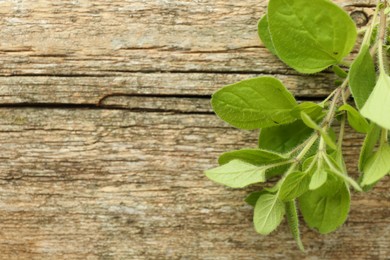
[338,114,347,149]
[318,135,326,153]
[285,200,305,252]
[322,154,362,191]
[378,1,388,73]
[320,86,341,106]
[380,128,388,145]
[277,135,318,190]
[322,88,342,130]
[267,159,297,169]
[362,0,381,46]
[296,135,318,162]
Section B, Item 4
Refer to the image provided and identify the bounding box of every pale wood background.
[0,0,388,259]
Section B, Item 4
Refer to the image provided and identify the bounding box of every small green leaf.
[299,176,350,234]
[267,0,357,73]
[358,123,381,172]
[309,167,328,190]
[259,120,313,153]
[211,77,297,130]
[339,104,370,133]
[300,111,320,130]
[258,15,277,55]
[279,172,310,201]
[291,102,324,120]
[302,155,316,171]
[361,72,390,130]
[285,200,305,251]
[205,159,267,188]
[349,44,376,109]
[301,112,337,150]
[245,191,265,207]
[361,144,390,186]
[218,149,290,179]
[254,193,285,235]
[332,65,348,79]
[219,149,286,166]
[245,186,279,208]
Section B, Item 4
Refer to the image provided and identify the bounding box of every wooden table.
[0,0,388,259]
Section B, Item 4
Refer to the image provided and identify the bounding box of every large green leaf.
[267,0,357,73]
[299,176,350,234]
[361,144,390,186]
[211,77,297,129]
[254,193,285,235]
[259,120,313,153]
[279,172,310,201]
[361,72,390,130]
[349,44,376,109]
[205,159,267,188]
[258,15,277,55]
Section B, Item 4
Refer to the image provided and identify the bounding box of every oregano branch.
[204,0,390,250]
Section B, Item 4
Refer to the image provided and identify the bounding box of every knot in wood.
[350,11,368,27]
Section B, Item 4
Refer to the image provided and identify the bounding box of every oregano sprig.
[205,0,390,251]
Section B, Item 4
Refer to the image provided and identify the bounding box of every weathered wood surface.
[0,0,388,259]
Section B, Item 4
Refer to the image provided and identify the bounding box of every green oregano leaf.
[361,72,390,130]
[332,65,348,79]
[310,168,328,190]
[339,104,370,133]
[361,144,390,186]
[218,149,287,166]
[245,186,279,207]
[299,176,350,234]
[300,112,337,150]
[254,193,285,235]
[267,0,357,73]
[258,15,277,55]
[359,123,381,172]
[291,102,324,120]
[259,120,313,153]
[279,172,310,201]
[349,44,376,109]
[211,76,297,130]
[218,148,290,178]
[309,161,328,190]
[245,191,265,207]
[205,159,267,188]
[300,111,321,130]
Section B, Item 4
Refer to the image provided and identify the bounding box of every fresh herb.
[205,0,390,250]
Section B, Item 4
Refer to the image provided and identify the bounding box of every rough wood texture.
[0,0,388,259]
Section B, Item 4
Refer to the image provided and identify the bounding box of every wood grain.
[0,108,388,260]
[0,0,388,259]
[0,73,340,105]
[0,0,374,76]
